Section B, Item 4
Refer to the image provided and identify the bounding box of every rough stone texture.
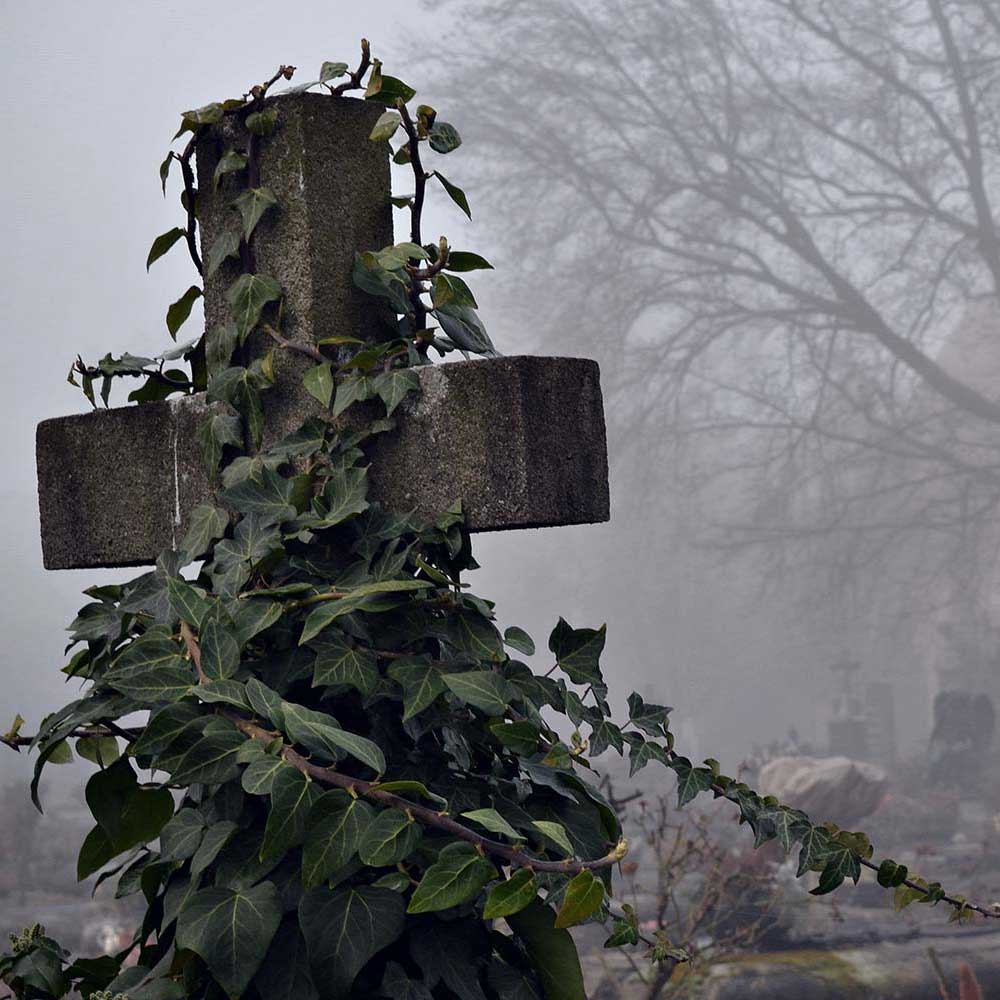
[196,93,394,449]
[36,356,609,569]
[196,93,393,348]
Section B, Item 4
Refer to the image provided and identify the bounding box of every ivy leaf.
[159,808,207,861]
[219,464,297,525]
[388,658,447,721]
[245,677,285,728]
[180,504,229,561]
[433,171,471,219]
[507,902,585,1000]
[428,122,462,154]
[370,111,401,143]
[146,227,186,271]
[446,251,494,272]
[811,843,862,896]
[201,616,241,680]
[311,633,378,696]
[254,918,320,1000]
[261,766,322,862]
[214,149,248,190]
[627,738,668,777]
[796,825,833,878]
[196,412,243,477]
[483,868,536,919]
[131,702,202,758]
[489,720,541,756]
[443,671,515,715]
[669,756,716,807]
[191,820,239,878]
[407,842,497,913]
[626,692,671,736]
[357,810,421,866]
[373,368,419,416]
[282,701,386,774]
[319,61,349,81]
[175,882,282,998]
[166,285,203,339]
[166,577,212,628]
[503,626,535,657]
[226,272,282,340]
[460,808,523,842]
[168,729,245,786]
[877,859,909,888]
[332,372,377,419]
[554,870,604,928]
[303,362,334,408]
[206,229,242,278]
[241,756,287,796]
[548,619,606,686]
[299,886,405,999]
[75,735,120,766]
[301,791,375,890]
[198,679,252,712]
[451,610,505,663]
[160,151,174,194]
[531,820,574,857]
[232,186,278,241]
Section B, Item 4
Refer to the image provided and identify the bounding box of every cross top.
[36,94,609,570]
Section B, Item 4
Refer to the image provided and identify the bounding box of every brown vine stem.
[179,620,208,684]
[228,713,627,874]
[396,99,431,344]
[331,39,371,96]
[1,724,140,751]
[261,322,326,363]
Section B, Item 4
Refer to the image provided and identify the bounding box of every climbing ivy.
[4,42,996,1000]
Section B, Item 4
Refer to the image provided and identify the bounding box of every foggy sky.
[0,0,839,797]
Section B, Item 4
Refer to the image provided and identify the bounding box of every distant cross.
[36,94,609,570]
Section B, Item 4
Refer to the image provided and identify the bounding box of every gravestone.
[35,94,610,570]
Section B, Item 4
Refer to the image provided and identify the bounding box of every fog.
[3,0,1000,991]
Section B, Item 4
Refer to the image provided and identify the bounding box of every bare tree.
[435,0,1000,623]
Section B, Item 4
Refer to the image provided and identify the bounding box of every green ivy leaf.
[175,882,282,998]
[388,658,447,721]
[507,902,585,1000]
[370,111,401,143]
[301,791,375,890]
[531,820,574,857]
[299,885,405,997]
[407,842,497,913]
[232,186,278,241]
[303,362,334,408]
[548,619,606,686]
[241,756,287,796]
[160,807,207,861]
[319,61,349,81]
[428,122,462,154]
[226,272,282,340]
[554,870,604,928]
[503,626,535,657]
[877,859,909,888]
[372,368,420,416]
[246,107,278,136]
[311,633,378,696]
[166,285,203,339]
[261,765,321,861]
[443,671,515,715]
[669,756,716,807]
[433,171,471,219]
[214,148,248,190]
[445,251,494,272]
[358,810,421,866]
[147,227,186,271]
[483,868,537,919]
[282,701,386,774]
[460,808,523,842]
[180,504,229,561]
[206,229,242,278]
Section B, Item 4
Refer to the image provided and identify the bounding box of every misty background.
[3,0,1000,982]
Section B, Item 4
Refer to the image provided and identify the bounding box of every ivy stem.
[179,620,208,684]
[262,322,326,363]
[229,714,628,874]
[396,99,431,345]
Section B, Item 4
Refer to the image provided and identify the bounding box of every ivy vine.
[4,41,997,1000]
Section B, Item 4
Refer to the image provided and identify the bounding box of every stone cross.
[35,94,609,570]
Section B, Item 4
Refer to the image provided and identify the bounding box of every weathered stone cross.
[36,95,609,570]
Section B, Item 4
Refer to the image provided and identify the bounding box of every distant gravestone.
[36,94,610,569]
